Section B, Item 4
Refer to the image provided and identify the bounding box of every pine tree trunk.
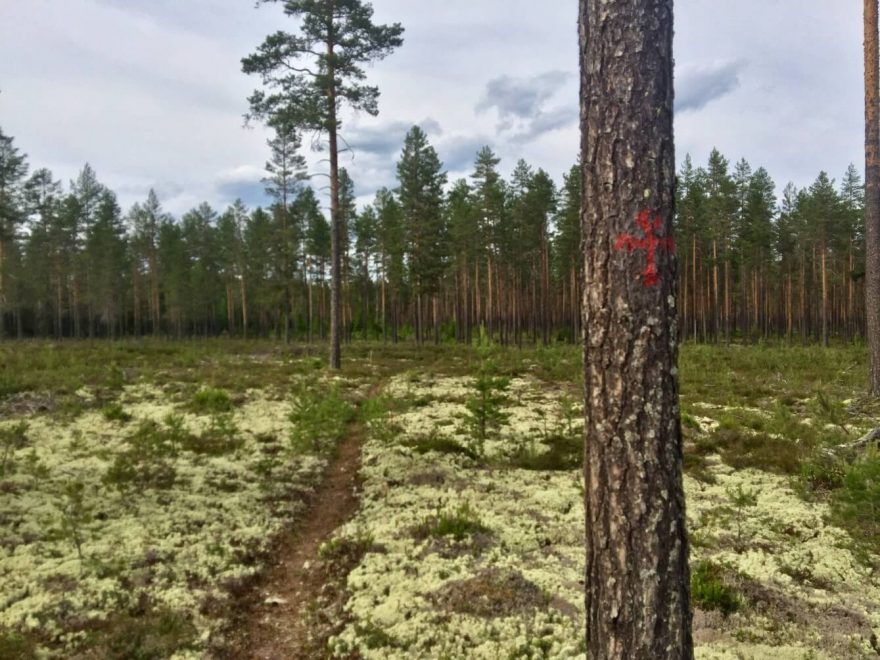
[328,30,342,369]
[712,239,719,342]
[866,0,880,394]
[580,0,692,657]
[308,277,314,344]
[821,243,829,347]
[241,278,248,340]
[692,236,698,340]
[724,258,731,344]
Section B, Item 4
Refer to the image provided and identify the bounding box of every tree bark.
[580,0,692,657]
[328,27,342,369]
[866,0,880,394]
[240,277,249,339]
[821,243,829,347]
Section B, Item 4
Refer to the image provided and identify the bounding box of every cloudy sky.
[0,0,864,216]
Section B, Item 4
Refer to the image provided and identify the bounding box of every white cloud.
[0,0,865,217]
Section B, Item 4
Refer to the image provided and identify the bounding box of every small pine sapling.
[726,484,759,552]
[0,421,29,477]
[59,480,94,570]
[461,359,510,458]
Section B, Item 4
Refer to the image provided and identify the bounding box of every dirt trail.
[221,384,378,659]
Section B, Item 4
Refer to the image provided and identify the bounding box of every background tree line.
[0,124,870,344]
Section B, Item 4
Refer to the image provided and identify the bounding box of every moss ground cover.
[0,340,878,658]
[0,345,366,657]
[330,342,880,658]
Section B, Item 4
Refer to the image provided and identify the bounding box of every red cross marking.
[614,209,675,287]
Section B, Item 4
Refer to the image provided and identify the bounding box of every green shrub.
[354,620,399,650]
[507,432,581,471]
[103,420,178,492]
[683,450,717,484]
[690,560,741,615]
[0,628,38,659]
[681,411,701,430]
[180,413,243,455]
[709,427,803,475]
[0,421,29,477]
[799,454,846,494]
[830,452,880,547]
[412,502,490,542]
[318,531,376,564]
[810,390,848,432]
[289,377,354,454]
[404,430,480,461]
[191,387,233,413]
[102,403,132,423]
[86,608,198,660]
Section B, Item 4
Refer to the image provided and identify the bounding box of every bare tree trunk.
[328,30,342,369]
[712,239,719,342]
[821,243,829,347]
[866,0,880,394]
[580,0,692,657]
[308,276,314,344]
[240,278,248,340]
[692,236,698,340]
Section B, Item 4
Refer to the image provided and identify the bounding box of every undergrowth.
[690,559,742,615]
[412,502,490,543]
[289,377,354,454]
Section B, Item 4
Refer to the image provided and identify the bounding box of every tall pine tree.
[243,0,403,368]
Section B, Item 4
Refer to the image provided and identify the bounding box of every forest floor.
[0,340,878,659]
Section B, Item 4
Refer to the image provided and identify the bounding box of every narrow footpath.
[221,385,377,659]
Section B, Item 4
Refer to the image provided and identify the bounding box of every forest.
[0,0,879,659]
[0,130,870,345]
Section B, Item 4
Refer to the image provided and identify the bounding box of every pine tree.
[375,187,405,341]
[244,206,275,336]
[805,172,842,346]
[243,0,404,368]
[338,168,357,341]
[447,179,478,343]
[352,204,377,338]
[303,187,331,340]
[705,149,737,342]
[471,147,506,339]
[553,164,582,342]
[840,164,865,341]
[580,0,692,656]
[23,168,64,337]
[264,122,307,210]
[0,129,29,339]
[217,200,251,337]
[84,190,127,338]
[397,125,448,343]
[71,164,107,337]
[129,190,166,336]
[740,167,776,339]
[181,203,221,336]
[158,218,189,338]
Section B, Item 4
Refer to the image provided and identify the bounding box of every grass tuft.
[412,502,490,543]
[191,387,233,414]
[690,559,742,615]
